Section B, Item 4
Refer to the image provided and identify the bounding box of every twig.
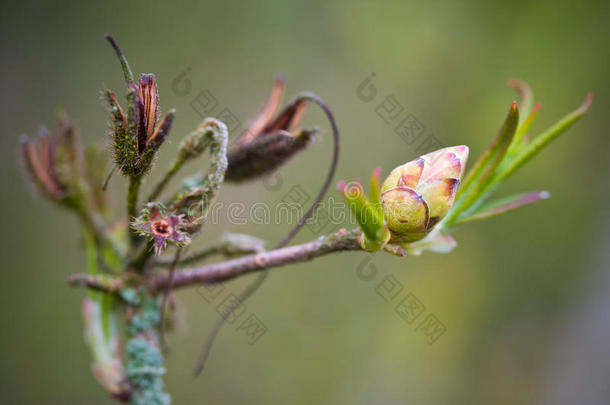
[150,229,359,293]
[154,246,221,267]
[77,204,125,261]
[147,158,183,201]
[67,273,126,293]
[67,229,360,295]
[193,93,341,375]
[159,247,182,353]
[129,239,155,270]
[105,34,134,84]
[127,175,143,245]
[154,233,265,267]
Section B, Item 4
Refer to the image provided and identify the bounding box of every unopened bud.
[381,146,468,242]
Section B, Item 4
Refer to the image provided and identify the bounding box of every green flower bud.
[381,146,469,242]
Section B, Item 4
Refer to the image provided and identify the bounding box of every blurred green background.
[1,0,609,403]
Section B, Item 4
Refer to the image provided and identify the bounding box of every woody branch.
[67,228,361,294]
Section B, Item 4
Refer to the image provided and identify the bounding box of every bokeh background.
[1,1,609,404]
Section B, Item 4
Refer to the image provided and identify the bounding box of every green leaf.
[470,93,594,213]
[499,93,593,180]
[445,92,591,229]
[369,167,383,217]
[509,103,540,153]
[455,191,550,224]
[445,102,519,225]
[507,78,534,120]
[339,181,375,238]
[339,180,389,250]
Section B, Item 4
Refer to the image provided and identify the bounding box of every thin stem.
[147,157,184,202]
[155,246,221,267]
[152,228,359,293]
[67,273,126,293]
[129,239,155,270]
[127,175,142,245]
[104,34,135,84]
[67,229,361,295]
[77,208,125,261]
[277,93,341,245]
[154,234,265,267]
[159,247,182,353]
[102,165,117,191]
[73,184,126,263]
[193,92,341,376]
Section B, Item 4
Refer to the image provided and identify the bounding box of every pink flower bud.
[381,146,469,242]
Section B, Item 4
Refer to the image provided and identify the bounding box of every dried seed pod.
[19,113,84,208]
[225,76,315,182]
[226,129,315,182]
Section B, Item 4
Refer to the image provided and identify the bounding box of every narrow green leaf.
[339,181,385,244]
[493,93,593,191]
[369,167,383,218]
[445,102,519,225]
[105,34,135,84]
[511,103,540,151]
[455,191,550,224]
[507,78,533,120]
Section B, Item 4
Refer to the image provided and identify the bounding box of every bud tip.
[372,167,381,181]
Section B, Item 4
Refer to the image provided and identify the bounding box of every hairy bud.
[105,37,175,177]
